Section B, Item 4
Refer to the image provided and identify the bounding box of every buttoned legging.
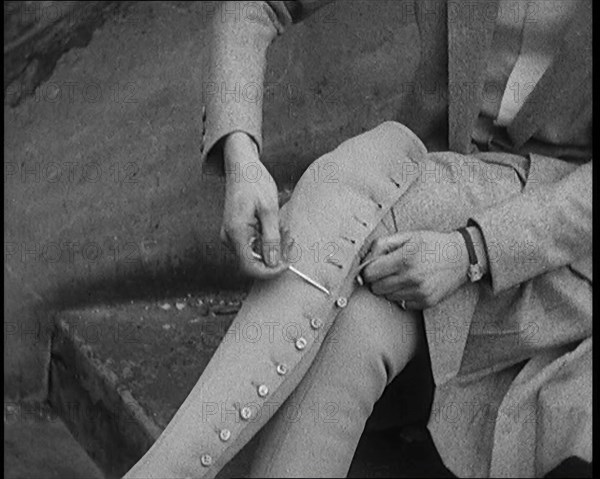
[248,283,422,478]
[248,151,525,477]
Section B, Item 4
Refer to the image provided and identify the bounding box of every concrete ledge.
[50,316,161,479]
[4,400,105,479]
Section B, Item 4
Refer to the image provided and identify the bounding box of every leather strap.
[457,227,477,266]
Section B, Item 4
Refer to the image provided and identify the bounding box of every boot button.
[219,429,231,442]
[336,297,348,308]
[276,363,288,375]
[240,406,253,420]
[310,317,323,330]
[200,454,212,467]
[257,384,269,398]
[295,337,307,350]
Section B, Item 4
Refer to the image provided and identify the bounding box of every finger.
[229,220,256,259]
[362,233,414,281]
[280,227,295,263]
[384,288,420,304]
[238,235,288,279]
[244,259,289,279]
[228,222,270,275]
[367,232,412,259]
[258,206,281,268]
[362,251,406,283]
[370,274,405,295]
[387,299,421,311]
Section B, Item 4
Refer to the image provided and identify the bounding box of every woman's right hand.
[220,132,290,278]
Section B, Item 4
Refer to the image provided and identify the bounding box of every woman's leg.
[249,287,424,478]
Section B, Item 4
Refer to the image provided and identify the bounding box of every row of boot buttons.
[198,294,349,468]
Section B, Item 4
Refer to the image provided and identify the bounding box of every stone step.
[4,400,105,479]
[49,290,452,478]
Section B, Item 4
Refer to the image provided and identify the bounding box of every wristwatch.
[457,226,484,283]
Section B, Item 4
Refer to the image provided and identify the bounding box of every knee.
[336,288,395,341]
[326,287,421,380]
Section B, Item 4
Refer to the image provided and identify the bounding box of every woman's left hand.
[362,230,472,310]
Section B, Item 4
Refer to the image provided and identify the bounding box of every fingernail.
[269,249,279,267]
[284,243,293,262]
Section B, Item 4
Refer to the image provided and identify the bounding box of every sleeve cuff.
[201,125,263,177]
[467,206,551,295]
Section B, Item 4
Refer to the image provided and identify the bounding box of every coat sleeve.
[200,1,335,175]
[469,160,592,294]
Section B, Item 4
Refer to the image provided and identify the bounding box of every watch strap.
[457,227,477,266]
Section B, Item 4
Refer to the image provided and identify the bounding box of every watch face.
[468,264,484,282]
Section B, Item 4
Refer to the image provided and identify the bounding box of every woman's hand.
[362,230,478,310]
[220,132,290,279]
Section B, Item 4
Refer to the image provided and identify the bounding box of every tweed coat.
[125,1,592,478]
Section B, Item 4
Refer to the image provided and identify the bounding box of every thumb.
[257,206,281,267]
